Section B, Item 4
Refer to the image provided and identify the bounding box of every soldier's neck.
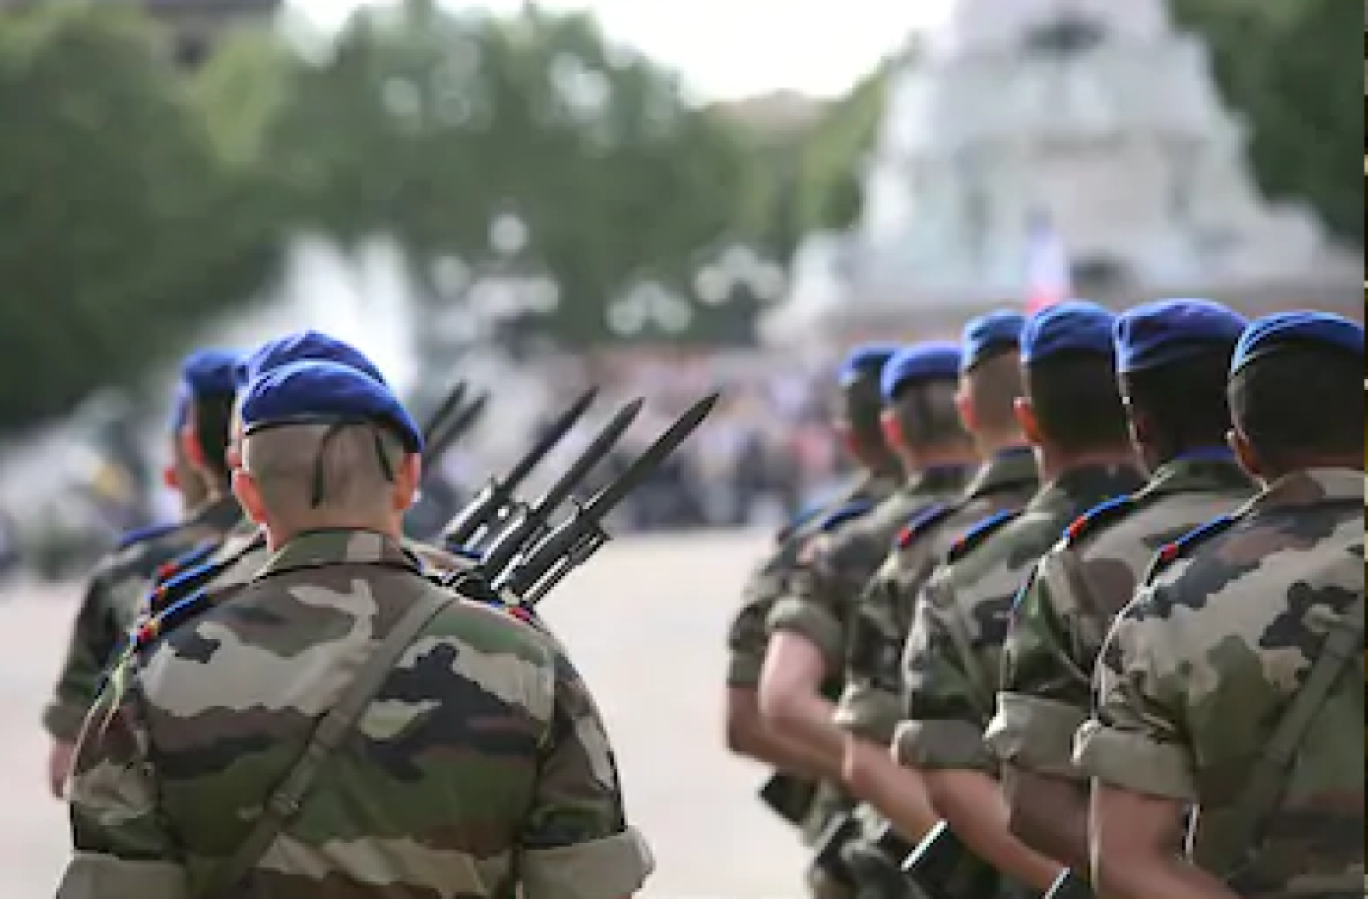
[1035,446,1137,483]
[264,514,402,552]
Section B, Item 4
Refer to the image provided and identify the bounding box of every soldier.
[895,301,1146,894]
[838,311,1040,838]
[1075,312,1365,899]
[726,345,903,785]
[760,342,976,898]
[985,298,1256,879]
[143,330,474,623]
[41,348,244,799]
[58,359,653,899]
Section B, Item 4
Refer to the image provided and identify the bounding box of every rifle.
[900,820,1011,899]
[472,396,645,581]
[423,389,490,474]
[419,379,467,447]
[757,772,819,828]
[842,817,918,899]
[810,808,862,892]
[1042,870,1093,899]
[441,386,598,549]
[487,393,718,604]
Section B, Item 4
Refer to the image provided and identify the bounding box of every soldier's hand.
[841,734,875,793]
[47,739,76,799]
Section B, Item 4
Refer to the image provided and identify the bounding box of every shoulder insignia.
[145,557,228,618]
[947,509,1022,563]
[135,587,214,656]
[777,502,827,542]
[445,543,483,562]
[153,540,218,587]
[114,521,178,552]
[895,502,957,549]
[1062,495,1138,547]
[1145,514,1238,582]
[818,499,876,533]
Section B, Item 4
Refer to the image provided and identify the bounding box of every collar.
[1140,455,1253,500]
[1169,446,1236,464]
[256,529,421,581]
[186,494,244,534]
[964,448,1038,499]
[1030,463,1147,515]
[905,463,973,496]
[1242,467,1363,515]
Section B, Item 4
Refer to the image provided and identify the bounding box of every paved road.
[0,531,808,898]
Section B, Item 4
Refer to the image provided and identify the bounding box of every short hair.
[1228,347,1363,470]
[889,378,971,452]
[962,351,1024,435]
[242,423,405,517]
[838,377,887,450]
[189,392,237,482]
[1120,350,1233,454]
[1025,352,1130,451]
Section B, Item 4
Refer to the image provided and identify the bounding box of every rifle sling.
[201,584,456,898]
[1214,594,1364,874]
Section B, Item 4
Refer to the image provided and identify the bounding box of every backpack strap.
[1213,594,1365,876]
[200,583,456,898]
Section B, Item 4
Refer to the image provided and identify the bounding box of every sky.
[290,0,955,100]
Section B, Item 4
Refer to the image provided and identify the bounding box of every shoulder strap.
[200,583,456,899]
[1213,595,1365,875]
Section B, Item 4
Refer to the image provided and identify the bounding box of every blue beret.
[839,344,900,387]
[961,311,1026,372]
[1020,301,1116,365]
[241,360,422,454]
[1114,299,1246,374]
[171,348,240,432]
[236,330,387,390]
[880,342,963,401]
[1230,311,1364,376]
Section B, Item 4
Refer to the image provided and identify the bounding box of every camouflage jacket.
[895,463,1145,774]
[987,455,1254,778]
[41,496,242,741]
[836,449,1039,744]
[60,529,653,899]
[1074,468,1364,898]
[766,465,973,674]
[726,472,899,688]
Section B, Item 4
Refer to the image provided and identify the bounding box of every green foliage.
[1171,0,1362,243]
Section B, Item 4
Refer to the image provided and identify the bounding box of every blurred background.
[0,0,1361,581]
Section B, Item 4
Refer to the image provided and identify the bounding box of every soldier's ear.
[1014,397,1042,446]
[1227,427,1261,480]
[162,464,179,491]
[180,423,207,472]
[955,381,977,433]
[392,453,422,512]
[879,408,904,455]
[232,469,266,525]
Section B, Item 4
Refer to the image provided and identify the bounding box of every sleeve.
[44,567,122,742]
[726,549,794,688]
[834,569,906,744]
[764,535,848,670]
[1071,590,1198,802]
[57,668,189,899]
[893,577,996,774]
[519,653,654,899]
[985,557,1092,778]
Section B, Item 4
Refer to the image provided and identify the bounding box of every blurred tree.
[0,4,277,429]
[1171,0,1362,243]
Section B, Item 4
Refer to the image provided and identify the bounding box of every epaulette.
[777,502,828,543]
[152,539,218,587]
[818,499,876,533]
[895,502,957,549]
[114,521,178,552]
[133,585,215,656]
[446,543,483,563]
[145,557,230,618]
[1144,514,1237,583]
[1062,495,1139,547]
[947,509,1022,563]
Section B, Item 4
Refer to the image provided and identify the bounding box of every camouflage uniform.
[41,496,242,742]
[837,449,1039,744]
[895,464,1145,774]
[1074,468,1365,897]
[60,529,653,899]
[768,466,972,679]
[986,454,1255,777]
[727,472,900,691]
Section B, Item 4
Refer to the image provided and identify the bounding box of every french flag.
[1024,212,1072,313]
